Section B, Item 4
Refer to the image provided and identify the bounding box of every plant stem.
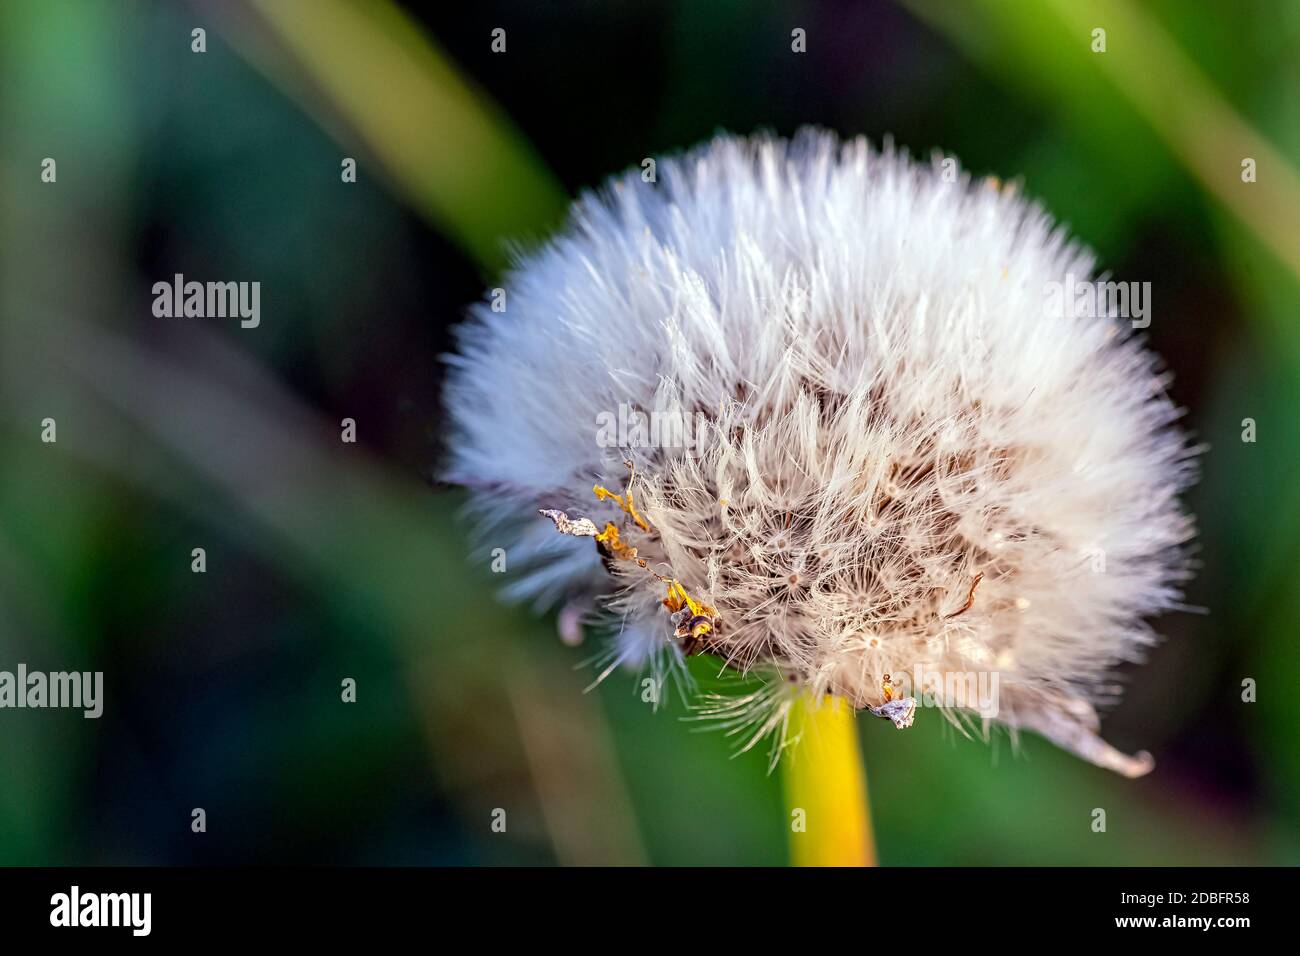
[780,692,876,866]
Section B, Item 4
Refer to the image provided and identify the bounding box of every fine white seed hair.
[443,129,1198,777]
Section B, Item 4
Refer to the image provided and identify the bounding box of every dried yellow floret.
[592,483,649,531]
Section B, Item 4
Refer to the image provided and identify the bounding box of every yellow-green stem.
[780,692,876,866]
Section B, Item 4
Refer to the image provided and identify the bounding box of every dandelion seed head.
[444,130,1197,777]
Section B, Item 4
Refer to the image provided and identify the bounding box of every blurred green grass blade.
[0,0,140,864]
[1043,0,1300,281]
[241,0,568,272]
[903,0,1300,321]
[7,309,646,864]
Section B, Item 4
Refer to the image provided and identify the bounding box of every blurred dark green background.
[1,0,1298,865]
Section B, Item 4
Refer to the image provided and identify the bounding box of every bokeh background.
[2,0,1298,865]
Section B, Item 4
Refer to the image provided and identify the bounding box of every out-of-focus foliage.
[0,0,1296,864]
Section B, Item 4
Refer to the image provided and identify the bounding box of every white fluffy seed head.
[444,130,1197,777]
